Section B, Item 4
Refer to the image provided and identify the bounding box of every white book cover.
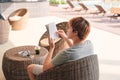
[45,22,59,40]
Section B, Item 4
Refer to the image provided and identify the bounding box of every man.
[27,17,94,80]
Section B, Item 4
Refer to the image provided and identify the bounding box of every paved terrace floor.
[0,5,120,80]
[49,5,120,35]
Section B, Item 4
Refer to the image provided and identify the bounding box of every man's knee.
[27,64,35,72]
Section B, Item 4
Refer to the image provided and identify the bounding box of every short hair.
[69,17,90,40]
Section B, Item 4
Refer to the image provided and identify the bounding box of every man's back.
[52,40,94,66]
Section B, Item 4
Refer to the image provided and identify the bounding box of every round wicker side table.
[2,45,48,80]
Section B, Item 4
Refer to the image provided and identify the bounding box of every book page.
[45,22,59,40]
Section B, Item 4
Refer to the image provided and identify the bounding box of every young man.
[27,17,94,80]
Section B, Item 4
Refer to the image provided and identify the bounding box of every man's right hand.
[57,30,68,40]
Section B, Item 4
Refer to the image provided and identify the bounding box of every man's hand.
[57,30,73,47]
[57,30,68,40]
[48,37,55,50]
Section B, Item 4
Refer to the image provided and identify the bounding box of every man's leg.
[27,64,43,80]
[27,64,36,80]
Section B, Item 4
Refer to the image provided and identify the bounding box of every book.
[45,22,59,40]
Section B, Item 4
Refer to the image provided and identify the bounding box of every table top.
[4,45,48,61]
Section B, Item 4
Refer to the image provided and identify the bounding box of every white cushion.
[9,15,22,21]
[40,38,61,47]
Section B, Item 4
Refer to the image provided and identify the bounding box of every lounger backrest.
[95,5,106,13]
[66,0,74,8]
[79,3,88,11]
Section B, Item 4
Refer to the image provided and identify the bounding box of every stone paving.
[49,5,120,35]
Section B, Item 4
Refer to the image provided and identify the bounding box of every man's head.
[68,17,90,41]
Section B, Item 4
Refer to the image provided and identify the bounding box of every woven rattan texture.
[39,21,68,57]
[37,55,99,80]
[2,45,48,80]
[8,8,29,30]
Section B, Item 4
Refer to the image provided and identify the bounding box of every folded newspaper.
[45,22,59,39]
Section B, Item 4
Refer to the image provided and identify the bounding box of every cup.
[35,46,40,55]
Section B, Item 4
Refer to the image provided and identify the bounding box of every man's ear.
[73,31,78,36]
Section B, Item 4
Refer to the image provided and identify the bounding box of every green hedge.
[49,0,66,4]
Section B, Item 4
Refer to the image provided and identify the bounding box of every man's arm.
[57,30,73,47]
[43,38,55,71]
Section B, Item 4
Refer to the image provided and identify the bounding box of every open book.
[45,22,59,40]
